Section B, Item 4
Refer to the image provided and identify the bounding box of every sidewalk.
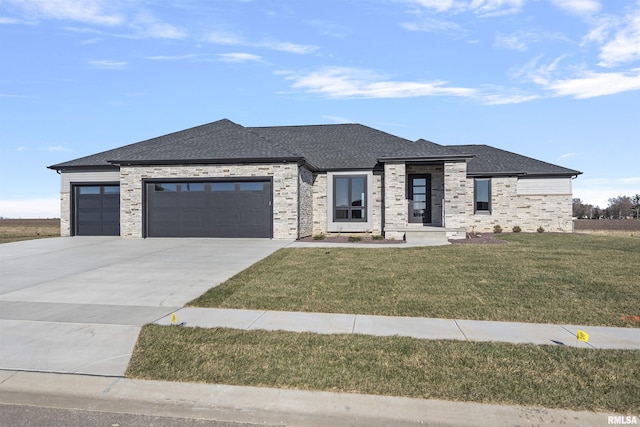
[156,308,640,350]
[0,370,618,427]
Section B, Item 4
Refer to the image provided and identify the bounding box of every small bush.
[372,235,384,240]
[312,234,326,240]
[512,225,522,233]
[537,226,545,233]
[493,224,503,234]
[348,236,362,242]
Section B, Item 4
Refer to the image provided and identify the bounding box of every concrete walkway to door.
[0,237,291,376]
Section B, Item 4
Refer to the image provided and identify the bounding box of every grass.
[0,219,60,243]
[189,233,640,328]
[127,325,640,413]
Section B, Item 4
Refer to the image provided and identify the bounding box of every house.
[48,119,581,240]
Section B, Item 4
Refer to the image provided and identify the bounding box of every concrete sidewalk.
[0,370,619,427]
[156,308,640,350]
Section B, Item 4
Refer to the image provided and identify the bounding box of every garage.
[73,184,120,236]
[145,180,273,238]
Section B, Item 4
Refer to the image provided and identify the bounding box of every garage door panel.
[146,180,272,238]
[74,185,120,236]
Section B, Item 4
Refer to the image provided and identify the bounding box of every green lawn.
[189,234,640,327]
[127,325,640,413]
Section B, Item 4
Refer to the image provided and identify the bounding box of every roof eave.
[377,154,474,162]
[107,157,307,166]
[47,164,118,171]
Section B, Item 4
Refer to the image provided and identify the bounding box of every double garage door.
[73,180,272,238]
[145,180,272,238]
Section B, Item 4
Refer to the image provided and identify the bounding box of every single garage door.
[145,181,272,238]
[73,185,120,236]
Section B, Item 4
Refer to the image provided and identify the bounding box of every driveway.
[0,237,290,376]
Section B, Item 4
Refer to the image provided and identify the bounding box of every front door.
[408,174,431,224]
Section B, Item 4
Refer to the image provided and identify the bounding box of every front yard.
[189,234,640,328]
[127,234,640,413]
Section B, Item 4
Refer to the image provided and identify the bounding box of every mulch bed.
[297,233,509,245]
[297,236,405,244]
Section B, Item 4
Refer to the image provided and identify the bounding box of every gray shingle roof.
[451,145,581,176]
[248,124,458,169]
[49,119,302,169]
[48,119,581,177]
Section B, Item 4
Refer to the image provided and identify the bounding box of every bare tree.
[607,195,634,219]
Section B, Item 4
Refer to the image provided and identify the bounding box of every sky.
[1,0,639,218]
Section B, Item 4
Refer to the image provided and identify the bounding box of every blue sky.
[1,0,639,218]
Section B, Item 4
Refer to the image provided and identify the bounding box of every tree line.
[573,194,640,219]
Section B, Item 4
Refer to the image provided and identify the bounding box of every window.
[333,175,366,222]
[474,178,491,213]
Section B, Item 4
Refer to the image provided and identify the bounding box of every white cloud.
[217,52,262,63]
[205,31,318,55]
[546,68,640,98]
[558,152,577,160]
[0,198,60,218]
[205,30,244,45]
[548,0,601,16]
[258,40,318,54]
[88,59,127,69]
[401,0,524,17]
[322,115,354,123]
[132,13,187,40]
[401,15,466,36]
[282,67,476,99]
[2,0,124,25]
[598,8,640,67]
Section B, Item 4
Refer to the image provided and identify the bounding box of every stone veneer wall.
[298,166,314,238]
[119,163,300,239]
[370,172,383,235]
[311,173,327,235]
[60,192,71,236]
[443,161,468,235]
[383,162,407,240]
[465,176,573,233]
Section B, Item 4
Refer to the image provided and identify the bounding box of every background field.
[0,219,60,243]
[574,219,640,237]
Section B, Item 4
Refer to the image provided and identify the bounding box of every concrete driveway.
[0,237,290,376]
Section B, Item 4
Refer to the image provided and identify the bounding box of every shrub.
[372,235,384,240]
[512,225,522,233]
[493,224,503,234]
[348,236,362,242]
[312,234,326,240]
[537,226,545,233]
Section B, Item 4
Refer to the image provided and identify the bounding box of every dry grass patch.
[0,219,60,243]
[127,325,640,413]
[189,234,640,327]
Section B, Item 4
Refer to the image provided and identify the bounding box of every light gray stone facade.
[298,167,314,238]
[119,163,301,239]
[466,176,573,233]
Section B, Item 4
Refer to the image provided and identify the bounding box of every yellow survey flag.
[577,330,589,342]
[171,313,176,325]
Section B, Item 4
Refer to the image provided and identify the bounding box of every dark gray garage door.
[73,185,120,236]
[145,181,272,238]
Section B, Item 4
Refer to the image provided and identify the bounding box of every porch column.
[383,162,407,239]
[443,161,468,235]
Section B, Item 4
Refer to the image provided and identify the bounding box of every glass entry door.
[408,174,431,223]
